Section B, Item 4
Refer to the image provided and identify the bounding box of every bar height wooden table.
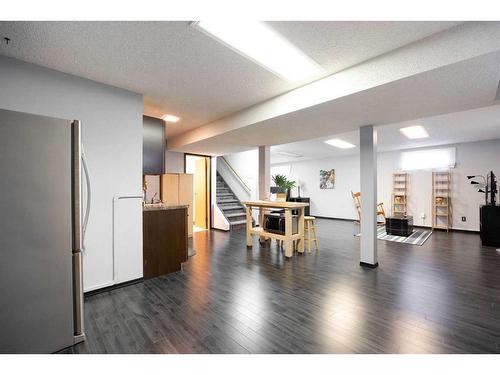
[243,200,309,258]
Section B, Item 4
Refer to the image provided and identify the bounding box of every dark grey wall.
[143,115,165,174]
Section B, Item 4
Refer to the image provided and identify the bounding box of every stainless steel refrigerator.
[0,108,85,353]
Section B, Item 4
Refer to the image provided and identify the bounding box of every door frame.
[184,153,212,229]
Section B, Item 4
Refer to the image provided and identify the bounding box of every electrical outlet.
[462,216,466,222]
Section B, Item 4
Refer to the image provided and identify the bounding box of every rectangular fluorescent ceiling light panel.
[400,125,429,139]
[193,21,324,82]
[162,114,180,123]
[324,138,356,149]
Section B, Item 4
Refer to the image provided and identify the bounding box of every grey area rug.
[355,225,432,246]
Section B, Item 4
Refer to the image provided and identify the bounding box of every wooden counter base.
[143,207,188,279]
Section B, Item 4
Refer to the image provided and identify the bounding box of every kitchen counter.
[143,205,188,279]
[143,203,189,211]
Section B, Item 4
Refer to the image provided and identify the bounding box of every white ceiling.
[270,104,500,164]
[178,49,500,155]
[0,21,461,137]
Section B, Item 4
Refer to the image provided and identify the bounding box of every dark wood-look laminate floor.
[67,219,500,354]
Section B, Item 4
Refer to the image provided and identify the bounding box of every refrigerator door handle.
[82,144,92,252]
[72,120,82,255]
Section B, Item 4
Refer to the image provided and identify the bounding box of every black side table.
[288,197,310,216]
[386,215,413,237]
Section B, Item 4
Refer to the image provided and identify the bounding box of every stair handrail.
[219,156,251,194]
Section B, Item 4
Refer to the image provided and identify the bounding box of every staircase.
[216,172,247,229]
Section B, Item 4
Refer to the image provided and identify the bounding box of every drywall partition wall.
[272,139,500,231]
[217,157,252,204]
[0,56,143,291]
[223,149,259,201]
[165,150,185,173]
[222,149,259,222]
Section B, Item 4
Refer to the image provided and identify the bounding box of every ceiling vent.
[275,151,303,158]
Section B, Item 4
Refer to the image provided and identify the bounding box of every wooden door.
[179,174,194,236]
[194,158,207,228]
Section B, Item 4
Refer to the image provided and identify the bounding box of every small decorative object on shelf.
[391,172,408,216]
[432,170,451,231]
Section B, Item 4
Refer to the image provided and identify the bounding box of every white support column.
[359,125,378,268]
[258,146,270,200]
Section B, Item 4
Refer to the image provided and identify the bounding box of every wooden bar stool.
[277,217,318,253]
[304,216,318,253]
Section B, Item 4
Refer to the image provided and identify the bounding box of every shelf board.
[250,227,301,241]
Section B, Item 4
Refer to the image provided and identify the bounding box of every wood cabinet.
[160,173,193,236]
[143,207,188,280]
[160,173,179,203]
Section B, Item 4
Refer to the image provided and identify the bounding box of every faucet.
[150,192,158,204]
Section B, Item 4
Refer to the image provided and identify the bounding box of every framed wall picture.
[320,169,335,189]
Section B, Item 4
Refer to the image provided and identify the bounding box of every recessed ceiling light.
[324,138,356,149]
[192,21,324,83]
[162,114,180,123]
[400,125,429,139]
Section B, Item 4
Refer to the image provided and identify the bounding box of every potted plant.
[272,174,296,202]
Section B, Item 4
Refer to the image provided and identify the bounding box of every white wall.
[0,56,143,291]
[223,149,259,201]
[276,154,361,220]
[165,150,185,173]
[222,150,259,222]
[144,175,160,203]
[217,157,252,203]
[272,140,500,231]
